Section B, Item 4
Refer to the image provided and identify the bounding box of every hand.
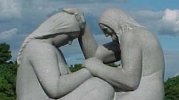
[81,68,93,78]
[84,57,103,76]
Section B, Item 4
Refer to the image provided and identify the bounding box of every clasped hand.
[84,57,103,76]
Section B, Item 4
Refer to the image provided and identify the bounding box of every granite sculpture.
[16,7,165,100]
[16,8,114,100]
[80,8,165,100]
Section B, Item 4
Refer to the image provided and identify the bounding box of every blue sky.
[0,0,179,80]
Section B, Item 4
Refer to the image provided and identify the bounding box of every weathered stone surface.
[16,8,165,100]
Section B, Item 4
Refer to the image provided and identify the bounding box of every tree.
[0,43,17,100]
[69,63,119,72]
[165,75,179,100]
[0,43,11,64]
[70,64,84,72]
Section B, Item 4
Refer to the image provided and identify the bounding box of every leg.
[59,77,115,100]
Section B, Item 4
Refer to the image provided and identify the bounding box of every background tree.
[0,43,17,100]
[70,64,84,72]
[0,43,11,64]
[165,75,179,100]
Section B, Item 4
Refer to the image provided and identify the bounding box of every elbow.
[115,78,140,91]
[125,78,140,91]
[44,83,64,99]
[45,87,63,99]
[126,81,139,91]
[120,69,141,91]
[47,90,60,99]
[47,88,66,99]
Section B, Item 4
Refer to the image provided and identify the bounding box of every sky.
[0,0,179,80]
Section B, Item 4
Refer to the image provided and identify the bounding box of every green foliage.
[0,43,11,64]
[165,75,179,100]
[69,63,119,72]
[0,63,17,98]
[70,64,84,72]
[0,43,17,100]
[70,63,118,72]
[0,93,15,100]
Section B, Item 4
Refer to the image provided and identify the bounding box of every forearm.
[93,64,133,91]
[57,68,92,96]
[95,45,120,63]
[45,68,92,99]
[94,41,121,63]
[78,25,98,58]
[85,58,138,91]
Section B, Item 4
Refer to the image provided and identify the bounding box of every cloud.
[0,28,18,40]
[162,9,179,22]
[129,10,163,33]
[50,0,127,4]
[158,9,179,36]
[130,9,179,36]
[0,0,22,20]
[134,10,163,19]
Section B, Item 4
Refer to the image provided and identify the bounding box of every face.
[52,32,80,47]
[99,23,118,41]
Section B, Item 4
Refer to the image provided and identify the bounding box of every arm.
[78,25,98,58]
[78,25,120,63]
[85,33,142,91]
[95,41,121,63]
[28,42,92,99]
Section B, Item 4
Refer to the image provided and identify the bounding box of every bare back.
[115,27,164,100]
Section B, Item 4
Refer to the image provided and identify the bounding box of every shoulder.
[26,39,55,53]
[121,29,142,48]
[25,39,57,61]
[121,31,136,44]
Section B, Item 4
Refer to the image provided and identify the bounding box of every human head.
[31,8,85,39]
[17,8,85,65]
[99,8,142,41]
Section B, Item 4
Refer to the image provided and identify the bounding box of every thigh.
[59,77,115,100]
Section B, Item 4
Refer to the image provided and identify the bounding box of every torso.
[115,28,164,100]
[16,40,69,100]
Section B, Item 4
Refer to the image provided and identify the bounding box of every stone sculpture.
[16,8,114,100]
[16,7,165,100]
[80,8,165,100]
